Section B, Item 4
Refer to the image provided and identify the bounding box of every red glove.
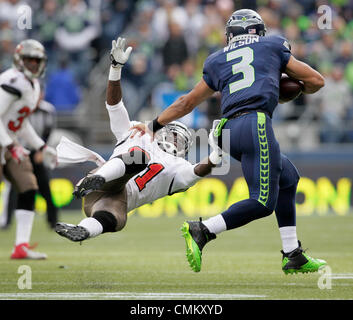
[7,144,30,163]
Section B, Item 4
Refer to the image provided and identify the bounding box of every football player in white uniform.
[55,37,224,243]
[0,39,57,259]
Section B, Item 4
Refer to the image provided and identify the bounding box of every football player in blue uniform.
[131,9,326,274]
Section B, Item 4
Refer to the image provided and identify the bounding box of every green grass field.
[0,211,352,300]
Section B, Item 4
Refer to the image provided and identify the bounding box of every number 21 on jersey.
[227,47,255,94]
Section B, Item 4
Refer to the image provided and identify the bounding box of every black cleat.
[180,218,216,272]
[55,223,90,242]
[73,175,106,199]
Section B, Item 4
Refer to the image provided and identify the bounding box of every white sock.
[202,215,227,235]
[95,157,126,182]
[279,226,298,253]
[78,217,103,238]
[15,209,35,245]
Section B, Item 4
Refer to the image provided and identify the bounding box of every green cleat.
[281,241,327,275]
[180,219,216,272]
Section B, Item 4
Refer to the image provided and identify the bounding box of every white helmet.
[155,121,193,158]
[13,39,47,79]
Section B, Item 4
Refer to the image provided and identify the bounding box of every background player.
[0,39,57,259]
[0,88,58,230]
[55,37,224,243]
[130,9,327,274]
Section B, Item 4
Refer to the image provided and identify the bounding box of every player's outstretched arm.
[284,56,325,94]
[193,157,216,177]
[170,156,216,195]
[194,127,224,177]
[170,126,224,194]
[106,37,132,105]
[156,78,214,126]
[105,37,134,141]
[171,152,220,193]
[130,78,214,139]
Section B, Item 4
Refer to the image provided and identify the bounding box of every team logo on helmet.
[225,9,266,44]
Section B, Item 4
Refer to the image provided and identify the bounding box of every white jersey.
[110,132,201,212]
[0,68,40,137]
[56,100,202,212]
[0,68,46,160]
[106,101,201,213]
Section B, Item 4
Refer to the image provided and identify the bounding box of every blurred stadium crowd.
[0,0,353,146]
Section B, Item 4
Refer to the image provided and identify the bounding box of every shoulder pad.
[0,68,32,94]
[205,49,223,63]
[265,35,291,51]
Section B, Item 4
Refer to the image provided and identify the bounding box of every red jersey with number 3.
[0,68,40,136]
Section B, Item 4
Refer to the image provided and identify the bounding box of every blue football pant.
[219,112,300,230]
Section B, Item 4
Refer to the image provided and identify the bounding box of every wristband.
[209,150,222,165]
[147,117,165,133]
[109,65,122,81]
[110,53,125,68]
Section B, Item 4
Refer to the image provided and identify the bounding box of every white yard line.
[331,275,353,279]
[0,292,266,300]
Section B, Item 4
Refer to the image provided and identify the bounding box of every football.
[279,74,304,102]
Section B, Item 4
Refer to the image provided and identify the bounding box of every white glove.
[42,145,57,169]
[208,120,223,165]
[109,37,132,81]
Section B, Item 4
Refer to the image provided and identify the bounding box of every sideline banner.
[0,158,350,217]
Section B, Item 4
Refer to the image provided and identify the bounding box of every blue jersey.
[202,35,291,118]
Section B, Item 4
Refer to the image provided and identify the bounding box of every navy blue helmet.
[225,9,266,44]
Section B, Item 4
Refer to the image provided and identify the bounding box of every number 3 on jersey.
[227,47,255,94]
[134,163,164,191]
[8,106,31,132]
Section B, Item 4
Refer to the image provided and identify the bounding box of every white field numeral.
[17,265,32,290]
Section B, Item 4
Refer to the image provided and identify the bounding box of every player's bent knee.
[92,210,118,233]
[256,200,273,218]
[279,155,300,189]
[116,148,149,175]
[114,212,127,232]
[83,199,93,217]
[17,189,36,211]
